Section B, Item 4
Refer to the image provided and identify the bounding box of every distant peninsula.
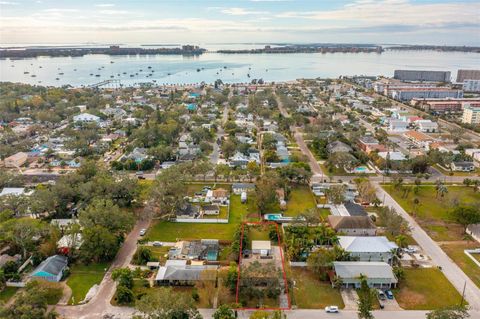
[0,45,206,58]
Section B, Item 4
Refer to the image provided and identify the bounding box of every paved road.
[56,218,151,319]
[210,102,229,165]
[374,182,480,311]
[294,127,324,176]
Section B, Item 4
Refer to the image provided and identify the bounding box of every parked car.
[152,241,162,247]
[325,306,339,313]
[139,228,147,236]
[403,246,417,254]
[386,290,394,299]
[377,290,387,300]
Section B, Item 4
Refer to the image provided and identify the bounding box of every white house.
[333,261,398,289]
[251,240,271,257]
[450,161,475,172]
[338,236,398,263]
[73,113,101,124]
[388,119,408,132]
[416,120,438,133]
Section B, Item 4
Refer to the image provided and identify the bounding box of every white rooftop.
[252,240,271,250]
[0,187,31,196]
[334,261,397,281]
[338,236,398,253]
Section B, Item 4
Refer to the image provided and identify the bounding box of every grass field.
[441,241,480,288]
[67,262,109,305]
[0,287,18,304]
[146,194,257,241]
[383,185,480,241]
[284,186,317,217]
[290,267,344,309]
[393,268,463,310]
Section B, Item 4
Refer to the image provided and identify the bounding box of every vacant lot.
[393,268,463,310]
[383,185,480,241]
[441,241,480,288]
[147,194,256,241]
[290,267,344,309]
[67,263,109,305]
[283,186,317,217]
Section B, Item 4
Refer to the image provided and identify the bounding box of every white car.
[139,229,147,236]
[325,306,339,313]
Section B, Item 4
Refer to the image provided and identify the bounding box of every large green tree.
[135,287,202,319]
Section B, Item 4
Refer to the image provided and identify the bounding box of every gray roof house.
[333,261,398,289]
[31,255,68,282]
[155,260,217,286]
[327,141,353,154]
[338,236,398,263]
[328,216,376,236]
[232,183,255,194]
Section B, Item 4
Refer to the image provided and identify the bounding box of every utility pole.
[460,280,466,307]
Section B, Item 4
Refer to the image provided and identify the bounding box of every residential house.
[176,203,200,219]
[232,183,255,194]
[251,240,271,257]
[205,188,229,204]
[327,141,353,154]
[450,161,475,172]
[4,152,28,168]
[0,187,32,197]
[332,261,398,289]
[378,151,407,161]
[328,216,376,236]
[416,120,438,133]
[338,236,398,263]
[155,260,217,286]
[73,113,101,124]
[57,234,83,254]
[168,240,219,261]
[30,255,68,282]
[202,205,220,215]
[389,119,408,132]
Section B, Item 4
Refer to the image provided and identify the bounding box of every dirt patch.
[396,288,426,308]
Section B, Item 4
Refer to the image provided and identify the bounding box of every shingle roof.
[344,202,367,217]
[328,216,376,230]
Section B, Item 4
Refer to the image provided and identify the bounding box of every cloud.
[275,0,480,28]
[95,3,115,7]
[221,7,268,16]
[98,10,130,15]
[0,1,18,4]
[249,0,291,2]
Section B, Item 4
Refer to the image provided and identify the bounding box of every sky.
[0,0,479,46]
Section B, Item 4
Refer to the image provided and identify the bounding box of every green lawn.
[290,267,344,309]
[141,245,170,264]
[383,185,480,241]
[146,194,257,241]
[67,262,109,305]
[0,287,18,304]
[393,268,463,310]
[284,186,317,217]
[441,242,480,288]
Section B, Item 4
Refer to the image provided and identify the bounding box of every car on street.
[325,306,339,313]
[139,228,147,236]
[152,241,162,247]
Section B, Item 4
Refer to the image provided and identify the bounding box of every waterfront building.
[394,70,451,82]
[457,69,480,82]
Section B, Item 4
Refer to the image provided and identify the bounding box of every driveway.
[374,182,480,310]
[340,288,358,310]
[56,217,151,319]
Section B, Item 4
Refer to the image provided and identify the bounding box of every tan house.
[328,215,376,236]
[4,152,28,168]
